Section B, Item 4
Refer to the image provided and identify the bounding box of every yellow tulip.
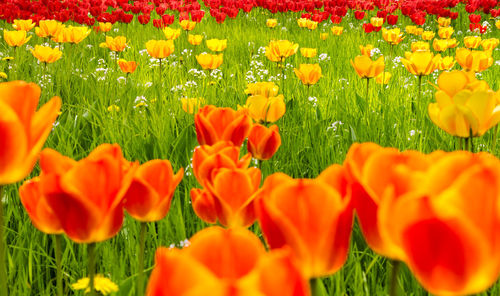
[320,33,329,40]
[331,26,343,36]
[350,55,385,79]
[300,47,317,58]
[188,34,203,46]
[67,26,91,44]
[266,19,278,28]
[146,40,175,59]
[370,17,384,27]
[162,27,181,40]
[375,72,391,84]
[438,27,454,39]
[496,20,500,29]
[12,19,35,31]
[245,82,279,97]
[30,45,62,64]
[265,40,298,62]
[242,94,286,123]
[180,20,196,31]
[414,28,423,36]
[206,39,227,52]
[382,28,404,45]
[99,36,128,52]
[181,97,204,114]
[437,56,456,71]
[98,22,112,33]
[359,44,374,57]
[196,53,223,70]
[4,30,31,47]
[306,19,318,30]
[481,38,499,51]
[405,25,417,34]
[437,17,451,27]
[421,31,435,41]
[446,38,458,49]
[294,64,322,86]
[401,51,441,76]
[35,20,64,38]
[455,48,493,72]
[411,41,430,52]
[297,18,308,28]
[432,39,449,52]
[464,36,482,49]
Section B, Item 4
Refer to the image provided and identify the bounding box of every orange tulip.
[146,227,310,296]
[194,105,252,146]
[117,59,138,74]
[97,22,112,33]
[4,30,31,47]
[19,177,63,234]
[378,151,500,295]
[35,20,64,38]
[146,40,174,59]
[99,36,128,52]
[38,144,137,243]
[256,165,353,278]
[0,81,61,185]
[247,124,281,160]
[179,20,196,31]
[12,19,35,31]
[124,160,183,222]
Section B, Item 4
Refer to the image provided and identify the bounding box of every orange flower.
[146,227,310,296]
[99,36,128,52]
[35,20,64,38]
[38,144,137,243]
[19,177,63,234]
[256,165,353,278]
[124,160,183,222]
[378,151,500,295]
[247,124,281,160]
[180,20,196,31]
[117,59,137,74]
[194,105,252,146]
[0,81,61,185]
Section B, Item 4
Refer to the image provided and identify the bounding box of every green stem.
[87,243,96,296]
[309,278,326,296]
[159,58,162,87]
[469,129,474,153]
[0,186,7,296]
[389,260,401,296]
[491,125,498,155]
[54,235,63,296]
[137,222,147,296]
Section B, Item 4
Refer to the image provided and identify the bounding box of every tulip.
[194,105,252,146]
[196,53,223,70]
[162,27,180,40]
[354,11,365,20]
[65,26,91,44]
[438,27,454,39]
[414,28,424,36]
[387,15,398,25]
[99,36,128,52]
[306,19,318,30]
[421,31,435,41]
[300,47,317,58]
[241,94,286,123]
[266,18,277,28]
[350,55,385,79]
[256,165,353,278]
[480,38,499,51]
[375,72,391,84]
[247,124,281,160]
[179,19,196,31]
[359,44,374,57]
[297,18,308,28]
[145,227,310,296]
[265,40,298,62]
[382,28,404,45]
[206,39,227,52]
[401,51,441,76]
[446,38,458,49]
[97,22,112,33]
[411,41,430,52]
[433,39,449,52]
[370,17,384,27]
[12,19,35,31]
[405,25,417,34]
[245,82,279,97]
[181,97,204,114]
[294,64,322,86]
[437,17,451,27]
[496,20,500,29]
[30,45,62,64]
[437,56,456,71]
[35,20,64,38]
[464,36,482,49]
[331,26,343,35]
[455,48,493,72]
[117,59,138,74]
[4,30,31,47]
[319,33,329,40]
[0,81,61,185]
[124,160,183,222]
[188,34,203,46]
[146,39,174,59]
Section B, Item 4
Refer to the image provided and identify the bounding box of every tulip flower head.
[320,33,329,40]
[359,44,374,57]
[30,45,62,64]
[97,22,112,33]
[266,19,277,28]
[421,31,435,41]
[350,55,385,79]
[300,47,317,58]
[411,41,430,52]
[481,38,499,51]
[247,124,281,160]
[382,28,405,45]
[455,48,493,72]
[206,39,227,52]
[306,19,318,30]
[180,20,196,31]
[4,30,31,47]
[188,34,203,46]
[297,18,308,28]
[294,64,322,86]
[331,26,344,36]
[265,40,298,63]
[99,36,128,52]
[437,17,451,27]
[401,51,441,77]
[433,39,449,52]
[438,27,454,39]
[35,20,64,38]
[117,59,138,74]
[375,72,391,84]
[196,53,223,70]
[245,82,279,97]
[370,17,384,27]
[464,36,482,49]
[146,40,174,59]
[162,27,181,40]
[437,56,456,71]
[181,97,205,114]
[13,19,35,31]
[241,94,286,123]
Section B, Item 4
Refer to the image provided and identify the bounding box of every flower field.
[0,0,499,295]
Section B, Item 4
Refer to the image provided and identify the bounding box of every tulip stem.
[0,186,7,296]
[159,58,163,87]
[87,243,96,296]
[137,222,147,296]
[468,130,474,153]
[309,278,326,296]
[54,235,63,296]
[491,125,498,155]
[365,78,370,100]
[389,260,401,296]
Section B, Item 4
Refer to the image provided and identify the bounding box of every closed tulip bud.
[124,160,183,222]
[162,27,181,40]
[331,26,343,35]
[97,22,112,33]
[370,17,384,27]
[35,20,64,38]
[196,53,223,70]
[117,59,138,74]
[4,30,31,47]
[411,41,430,52]
[242,94,286,123]
[0,81,61,185]
[382,28,405,45]
[480,38,499,51]
[256,165,353,278]
[265,40,298,62]
[464,36,482,49]
[194,105,252,146]
[437,17,451,27]
[247,124,281,160]
[375,72,391,84]
[244,81,279,97]
[401,51,441,76]
[300,47,317,58]
[319,33,329,40]
[12,19,35,31]
[350,55,385,79]
[30,45,62,64]
[146,39,174,59]
[99,36,128,52]
[359,44,374,56]
[306,19,318,30]
[433,39,449,52]
[438,26,454,39]
[455,48,493,72]
[187,34,203,45]
[266,18,278,28]
[421,30,435,40]
[294,64,322,86]
[181,97,204,114]
[437,56,455,70]
[206,39,227,52]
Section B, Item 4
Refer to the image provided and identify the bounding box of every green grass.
[1,5,499,295]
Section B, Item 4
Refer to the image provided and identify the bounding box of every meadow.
[0,1,500,295]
